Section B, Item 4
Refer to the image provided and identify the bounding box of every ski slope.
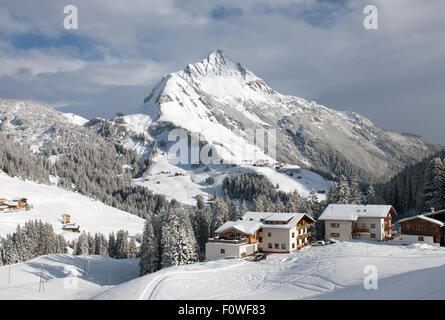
[0,172,145,242]
[3,241,445,299]
[96,241,445,300]
[0,254,139,300]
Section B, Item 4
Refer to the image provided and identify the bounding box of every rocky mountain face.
[129,50,441,183]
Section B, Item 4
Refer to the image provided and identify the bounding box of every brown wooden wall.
[400,218,445,237]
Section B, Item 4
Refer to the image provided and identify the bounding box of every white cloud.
[0,0,444,145]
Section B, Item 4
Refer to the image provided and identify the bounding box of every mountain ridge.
[134,50,442,182]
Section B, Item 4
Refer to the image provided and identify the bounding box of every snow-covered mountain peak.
[133,50,441,182]
[182,49,249,80]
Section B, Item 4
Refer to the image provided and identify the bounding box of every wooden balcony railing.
[297,224,310,230]
[207,238,249,245]
[351,228,369,233]
[297,232,311,239]
[385,225,394,231]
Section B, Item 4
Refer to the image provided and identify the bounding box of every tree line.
[378,151,445,218]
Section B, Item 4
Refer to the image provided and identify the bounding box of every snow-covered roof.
[396,215,445,227]
[215,221,237,234]
[233,221,262,235]
[264,212,297,223]
[318,204,394,221]
[424,209,445,217]
[263,213,315,229]
[242,211,274,221]
[215,220,262,235]
[215,212,315,235]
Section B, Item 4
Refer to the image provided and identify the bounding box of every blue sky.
[0,0,444,146]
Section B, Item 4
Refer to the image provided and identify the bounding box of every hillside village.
[2,180,444,266]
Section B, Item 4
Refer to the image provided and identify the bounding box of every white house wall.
[259,225,306,252]
[401,234,437,246]
[205,242,258,260]
[324,220,352,241]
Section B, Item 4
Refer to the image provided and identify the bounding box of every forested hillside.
[378,151,445,218]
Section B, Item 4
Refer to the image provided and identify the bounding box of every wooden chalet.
[61,213,71,224]
[398,209,445,246]
[205,212,315,260]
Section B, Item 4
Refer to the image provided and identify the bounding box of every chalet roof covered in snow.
[215,220,262,235]
[396,215,445,227]
[318,204,395,221]
[263,213,315,229]
[264,212,297,222]
[215,212,315,235]
[215,221,237,234]
[241,211,274,221]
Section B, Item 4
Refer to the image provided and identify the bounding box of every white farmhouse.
[205,211,315,260]
[318,204,397,241]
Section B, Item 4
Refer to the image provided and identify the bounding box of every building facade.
[398,209,445,246]
[205,212,315,260]
[319,204,397,241]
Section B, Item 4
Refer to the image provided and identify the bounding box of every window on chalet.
[370,234,376,238]
[268,243,272,249]
[221,249,225,254]
[362,223,366,228]
[281,244,286,250]
[370,224,376,228]
[292,232,295,238]
[259,237,263,243]
[331,233,340,237]
[418,236,424,241]
[259,228,263,233]
[268,232,272,237]
[330,223,340,228]
[292,243,295,249]
[275,243,279,249]
[405,224,410,231]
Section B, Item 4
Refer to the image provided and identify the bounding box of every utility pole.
[39,264,44,293]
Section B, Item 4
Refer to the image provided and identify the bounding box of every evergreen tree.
[139,217,159,276]
[160,207,199,268]
[75,232,89,256]
[366,185,376,204]
[115,230,130,259]
[108,232,116,258]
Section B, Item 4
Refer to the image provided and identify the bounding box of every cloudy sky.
[0,0,444,145]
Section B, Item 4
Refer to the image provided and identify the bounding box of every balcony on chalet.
[297,232,311,240]
[385,224,395,231]
[351,228,370,233]
[207,237,249,245]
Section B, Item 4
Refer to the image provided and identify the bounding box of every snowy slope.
[0,99,89,152]
[132,50,440,182]
[134,153,331,205]
[95,241,445,300]
[0,172,145,242]
[0,254,139,300]
[3,241,445,300]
